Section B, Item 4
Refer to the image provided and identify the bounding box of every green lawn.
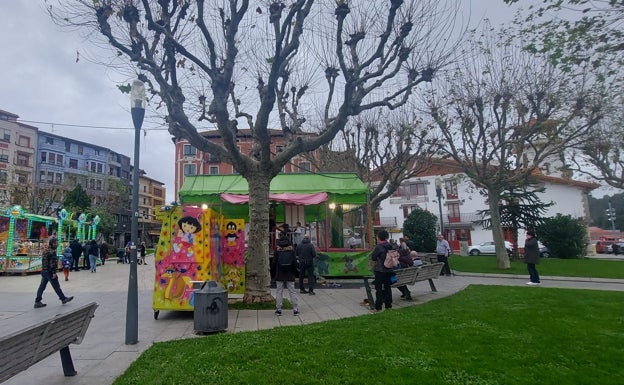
[114,286,624,385]
[450,255,624,279]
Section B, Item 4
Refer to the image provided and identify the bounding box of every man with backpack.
[370,230,395,312]
[272,236,300,316]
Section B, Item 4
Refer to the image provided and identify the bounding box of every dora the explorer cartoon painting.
[172,216,202,259]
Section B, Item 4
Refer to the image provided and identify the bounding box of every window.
[40,152,47,163]
[49,153,56,164]
[47,172,54,184]
[397,182,427,198]
[0,171,7,183]
[16,153,29,167]
[2,133,10,142]
[143,185,147,192]
[97,163,103,173]
[210,166,219,175]
[77,145,83,155]
[445,180,458,199]
[448,202,461,222]
[276,145,284,153]
[39,171,45,182]
[18,135,30,147]
[96,180,102,190]
[0,154,8,162]
[183,145,196,156]
[69,159,78,169]
[298,162,311,173]
[183,164,196,176]
[45,137,54,145]
[65,142,71,152]
[95,149,100,156]
[55,173,63,184]
[153,187,163,197]
[208,153,220,162]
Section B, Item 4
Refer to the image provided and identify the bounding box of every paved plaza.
[1,255,623,385]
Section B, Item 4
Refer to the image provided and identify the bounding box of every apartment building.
[0,109,38,208]
[173,129,319,198]
[138,173,166,246]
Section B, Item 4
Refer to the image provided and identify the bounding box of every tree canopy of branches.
[425,25,604,269]
[506,0,624,192]
[311,110,439,211]
[505,0,624,76]
[48,0,462,302]
[63,184,92,215]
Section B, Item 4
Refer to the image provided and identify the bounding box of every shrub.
[536,214,587,258]
[403,207,438,252]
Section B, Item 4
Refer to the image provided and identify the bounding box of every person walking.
[82,241,90,270]
[100,241,109,265]
[61,245,73,282]
[88,239,99,273]
[34,238,74,308]
[272,236,300,316]
[371,230,394,312]
[436,234,452,276]
[140,242,147,265]
[524,230,541,286]
[70,239,82,272]
[297,234,317,295]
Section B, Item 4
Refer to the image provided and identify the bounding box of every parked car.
[539,243,550,258]
[469,241,513,256]
[611,242,624,255]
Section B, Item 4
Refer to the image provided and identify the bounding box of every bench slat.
[0,302,98,383]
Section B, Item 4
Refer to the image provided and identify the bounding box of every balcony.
[373,216,398,228]
[389,194,429,205]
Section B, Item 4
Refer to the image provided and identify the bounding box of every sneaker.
[65,277,68,281]
[293,309,300,316]
[525,282,540,286]
[308,291,315,295]
[275,309,282,316]
[300,289,308,294]
[34,302,47,308]
[61,296,74,304]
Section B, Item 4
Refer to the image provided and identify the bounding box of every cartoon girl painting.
[172,216,202,260]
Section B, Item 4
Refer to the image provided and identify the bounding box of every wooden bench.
[0,302,98,382]
[362,263,444,309]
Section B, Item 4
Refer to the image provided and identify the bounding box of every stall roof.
[179,173,370,205]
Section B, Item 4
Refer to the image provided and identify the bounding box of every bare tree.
[48,0,462,302]
[343,112,439,211]
[569,109,624,190]
[426,26,604,269]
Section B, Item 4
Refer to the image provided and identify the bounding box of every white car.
[469,241,513,256]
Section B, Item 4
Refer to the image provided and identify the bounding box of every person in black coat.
[70,239,82,272]
[34,238,73,308]
[524,230,541,286]
[297,234,317,295]
[370,230,394,311]
[272,236,299,316]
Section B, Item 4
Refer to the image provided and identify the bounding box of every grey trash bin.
[193,280,228,333]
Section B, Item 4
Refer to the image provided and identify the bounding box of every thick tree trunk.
[242,173,274,303]
[487,189,511,269]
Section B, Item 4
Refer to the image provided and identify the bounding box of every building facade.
[0,109,38,208]
[138,173,166,246]
[173,129,319,198]
[375,159,597,251]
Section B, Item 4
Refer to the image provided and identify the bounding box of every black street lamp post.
[126,79,146,345]
[435,178,444,236]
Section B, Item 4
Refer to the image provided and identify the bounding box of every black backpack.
[277,250,294,268]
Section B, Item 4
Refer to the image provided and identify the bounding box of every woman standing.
[524,230,541,286]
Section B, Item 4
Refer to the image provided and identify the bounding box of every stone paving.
[0,255,622,385]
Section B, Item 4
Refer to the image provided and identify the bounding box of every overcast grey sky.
[0,1,542,203]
